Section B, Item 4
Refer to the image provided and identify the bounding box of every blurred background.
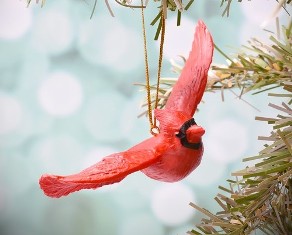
[0,0,290,235]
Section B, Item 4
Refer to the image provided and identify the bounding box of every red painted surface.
[39,21,214,198]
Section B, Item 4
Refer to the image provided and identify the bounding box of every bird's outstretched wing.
[165,20,214,117]
[40,149,159,198]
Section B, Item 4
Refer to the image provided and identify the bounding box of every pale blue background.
[0,1,290,235]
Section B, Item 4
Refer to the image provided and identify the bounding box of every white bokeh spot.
[0,0,32,39]
[186,157,227,186]
[120,213,164,235]
[78,17,141,71]
[0,95,23,135]
[38,72,83,117]
[205,119,248,164]
[151,183,195,226]
[31,9,73,55]
[239,1,290,44]
[160,17,195,60]
[241,1,285,26]
[32,135,84,174]
[84,146,118,167]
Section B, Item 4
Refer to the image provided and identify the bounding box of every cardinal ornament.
[40,20,214,198]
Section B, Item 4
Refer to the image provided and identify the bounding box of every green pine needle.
[190,84,292,235]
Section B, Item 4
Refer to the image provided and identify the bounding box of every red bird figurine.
[40,20,214,198]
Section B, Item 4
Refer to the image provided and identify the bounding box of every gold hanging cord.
[141,0,166,136]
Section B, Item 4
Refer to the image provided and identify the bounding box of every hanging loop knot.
[176,118,202,150]
[150,125,160,136]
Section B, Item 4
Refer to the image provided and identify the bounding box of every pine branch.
[189,84,292,234]
[205,20,292,95]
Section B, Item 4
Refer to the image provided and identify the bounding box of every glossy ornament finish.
[39,20,214,198]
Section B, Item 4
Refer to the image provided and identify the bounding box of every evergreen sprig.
[189,83,292,234]
[210,21,292,96]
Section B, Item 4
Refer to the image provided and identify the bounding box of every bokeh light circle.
[119,213,164,235]
[186,157,227,186]
[32,135,84,174]
[160,17,195,60]
[241,1,284,25]
[205,118,248,163]
[78,17,142,71]
[151,183,195,226]
[30,9,73,55]
[0,0,32,39]
[38,72,83,117]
